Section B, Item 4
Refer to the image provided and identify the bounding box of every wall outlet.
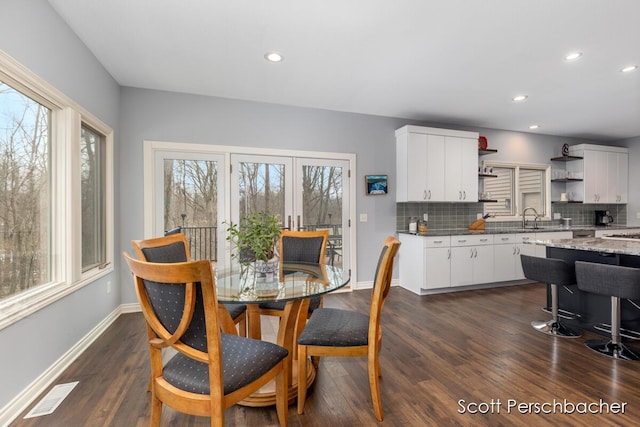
[423,213,428,221]
[359,213,368,222]
[554,213,562,220]
[477,213,483,220]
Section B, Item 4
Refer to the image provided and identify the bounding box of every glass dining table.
[215,261,350,407]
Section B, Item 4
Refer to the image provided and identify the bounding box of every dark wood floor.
[11,283,640,426]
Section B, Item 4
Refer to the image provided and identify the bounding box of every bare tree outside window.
[0,81,51,299]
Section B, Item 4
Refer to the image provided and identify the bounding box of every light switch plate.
[359,213,368,222]
[423,213,428,221]
[554,213,561,220]
[477,213,483,220]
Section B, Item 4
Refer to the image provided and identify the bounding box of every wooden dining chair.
[259,229,329,320]
[296,236,400,421]
[131,233,247,336]
[123,253,289,427]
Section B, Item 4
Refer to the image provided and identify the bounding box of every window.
[0,81,52,298]
[0,51,113,328]
[81,125,106,271]
[483,162,550,220]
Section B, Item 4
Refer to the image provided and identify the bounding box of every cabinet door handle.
[474,248,478,257]
[459,191,462,200]
[434,240,443,244]
[522,237,530,241]
[447,249,451,259]
[512,247,516,255]
[428,190,431,200]
[470,248,474,258]
[463,190,466,200]
[501,237,509,241]
[480,238,488,242]
[458,239,466,243]
[517,247,520,255]
[423,190,426,200]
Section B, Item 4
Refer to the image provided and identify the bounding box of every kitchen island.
[529,236,640,336]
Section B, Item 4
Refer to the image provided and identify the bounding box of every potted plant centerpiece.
[225,211,281,276]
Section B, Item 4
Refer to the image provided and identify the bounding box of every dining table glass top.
[215,262,350,303]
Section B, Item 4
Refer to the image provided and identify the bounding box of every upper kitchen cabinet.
[396,126,479,202]
[566,144,628,204]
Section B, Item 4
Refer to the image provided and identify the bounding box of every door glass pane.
[163,159,218,261]
[81,125,105,271]
[238,161,285,225]
[302,165,343,268]
[0,81,51,299]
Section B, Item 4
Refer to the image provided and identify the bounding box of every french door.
[230,155,350,269]
[145,141,352,273]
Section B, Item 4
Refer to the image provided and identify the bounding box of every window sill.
[0,267,113,331]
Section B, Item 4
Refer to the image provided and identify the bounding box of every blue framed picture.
[365,175,388,195]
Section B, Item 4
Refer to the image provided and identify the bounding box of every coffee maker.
[595,210,614,226]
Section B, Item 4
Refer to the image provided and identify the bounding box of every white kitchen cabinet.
[450,235,494,287]
[425,239,451,289]
[444,136,478,202]
[494,231,572,283]
[396,125,478,202]
[493,234,518,282]
[567,144,628,204]
[401,132,445,201]
[398,234,451,293]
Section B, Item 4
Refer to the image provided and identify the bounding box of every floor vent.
[24,381,79,419]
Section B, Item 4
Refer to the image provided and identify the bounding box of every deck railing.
[165,225,218,262]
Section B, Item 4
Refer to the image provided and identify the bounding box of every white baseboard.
[0,304,137,427]
[352,278,400,290]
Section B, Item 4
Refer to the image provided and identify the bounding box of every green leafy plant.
[225,211,281,263]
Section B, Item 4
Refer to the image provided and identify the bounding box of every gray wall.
[0,0,120,411]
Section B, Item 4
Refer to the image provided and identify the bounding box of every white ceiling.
[48,0,640,141]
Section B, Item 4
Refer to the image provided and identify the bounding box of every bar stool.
[575,261,640,360]
[520,255,581,338]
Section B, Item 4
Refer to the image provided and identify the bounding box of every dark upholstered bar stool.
[520,255,581,338]
[575,261,640,360]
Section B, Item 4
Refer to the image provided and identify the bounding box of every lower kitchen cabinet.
[450,235,494,287]
[399,230,573,295]
[398,234,451,293]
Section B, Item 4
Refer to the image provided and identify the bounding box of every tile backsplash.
[396,202,626,231]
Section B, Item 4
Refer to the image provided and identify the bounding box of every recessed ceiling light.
[264,52,284,62]
[621,65,638,73]
[512,95,528,102]
[564,51,583,61]
[529,124,540,130]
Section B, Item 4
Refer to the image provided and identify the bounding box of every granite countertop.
[397,225,635,238]
[527,237,640,256]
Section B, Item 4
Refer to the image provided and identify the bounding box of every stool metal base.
[531,320,582,338]
[585,340,640,361]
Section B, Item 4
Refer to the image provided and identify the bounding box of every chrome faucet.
[522,207,539,229]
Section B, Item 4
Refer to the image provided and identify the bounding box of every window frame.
[0,50,114,330]
[483,160,551,222]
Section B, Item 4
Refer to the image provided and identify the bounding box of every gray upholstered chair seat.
[259,295,321,313]
[298,307,370,347]
[224,303,247,320]
[163,333,288,395]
